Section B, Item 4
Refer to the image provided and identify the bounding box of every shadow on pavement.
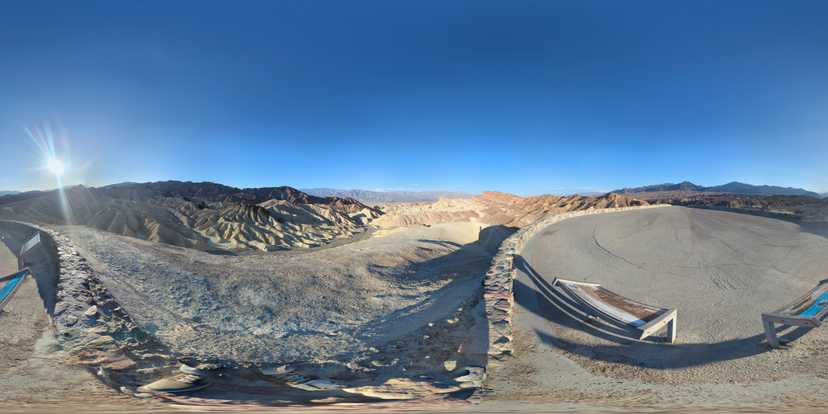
[513,255,815,369]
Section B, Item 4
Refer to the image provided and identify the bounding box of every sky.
[1,1,827,195]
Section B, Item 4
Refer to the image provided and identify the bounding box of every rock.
[259,364,294,377]
[86,335,115,348]
[136,367,162,375]
[343,378,461,400]
[104,357,137,371]
[454,366,485,383]
[196,362,219,371]
[88,325,110,335]
[84,305,98,318]
[251,327,269,336]
[304,379,343,390]
[284,375,342,392]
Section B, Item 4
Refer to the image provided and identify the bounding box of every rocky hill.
[302,188,472,204]
[374,191,648,228]
[0,181,382,251]
[475,191,649,227]
[613,181,819,198]
[643,192,828,222]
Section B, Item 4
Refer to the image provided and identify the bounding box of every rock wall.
[482,204,671,364]
[0,220,59,315]
[0,220,169,390]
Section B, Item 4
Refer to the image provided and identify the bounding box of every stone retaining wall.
[0,220,119,336]
[0,220,60,315]
[0,220,168,390]
[482,204,671,364]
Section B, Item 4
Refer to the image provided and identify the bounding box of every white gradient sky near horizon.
[1,1,827,195]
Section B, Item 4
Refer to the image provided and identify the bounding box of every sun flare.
[46,157,65,177]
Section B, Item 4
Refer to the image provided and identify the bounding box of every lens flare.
[25,122,74,223]
[47,157,65,177]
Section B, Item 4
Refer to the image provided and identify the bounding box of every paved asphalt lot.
[485,207,828,409]
[520,206,828,343]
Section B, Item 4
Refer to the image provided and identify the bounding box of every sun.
[46,157,65,177]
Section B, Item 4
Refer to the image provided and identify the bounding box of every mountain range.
[375,191,649,228]
[612,181,820,198]
[0,181,653,251]
[302,188,471,204]
[0,181,381,251]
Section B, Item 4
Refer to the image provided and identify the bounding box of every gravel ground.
[487,207,828,410]
[62,222,498,366]
[1,221,502,409]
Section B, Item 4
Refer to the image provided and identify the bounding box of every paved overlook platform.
[522,206,828,343]
[487,206,828,408]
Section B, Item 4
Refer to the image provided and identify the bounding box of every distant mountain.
[613,181,819,198]
[302,188,471,204]
[613,181,704,194]
[0,191,19,197]
[704,182,819,197]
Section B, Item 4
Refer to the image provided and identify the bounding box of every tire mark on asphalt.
[591,225,645,270]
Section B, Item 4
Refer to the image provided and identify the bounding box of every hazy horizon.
[1,178,825,199]
[2,1,827,193]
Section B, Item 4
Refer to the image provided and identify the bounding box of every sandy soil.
[487,207,828,410]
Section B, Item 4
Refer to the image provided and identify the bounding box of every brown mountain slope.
[642,192,828,222]
[374,192,648,228]
[476,191,648,226]
[0,182,382,251]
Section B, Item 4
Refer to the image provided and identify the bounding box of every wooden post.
[763,317,780,348]
[667,315,677,343]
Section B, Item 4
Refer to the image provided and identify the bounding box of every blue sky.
[1,1,827,195]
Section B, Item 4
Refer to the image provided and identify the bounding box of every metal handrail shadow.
[513,255,813,369]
